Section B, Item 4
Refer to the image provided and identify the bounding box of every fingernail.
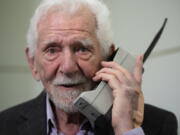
[101,61,106,64]
[139,55,143,61]
[93,76,97,81]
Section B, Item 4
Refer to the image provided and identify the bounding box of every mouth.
[61,84,80,87]
[55,83,83,89]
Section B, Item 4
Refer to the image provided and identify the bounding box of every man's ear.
[25,48,40,81]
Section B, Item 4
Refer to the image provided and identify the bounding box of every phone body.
[73,47,136,123]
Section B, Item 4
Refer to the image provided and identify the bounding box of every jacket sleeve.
[160,112,178,135]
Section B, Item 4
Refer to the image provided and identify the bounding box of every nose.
[59,49,79,74]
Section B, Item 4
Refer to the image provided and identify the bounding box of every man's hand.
[93,55,144,135]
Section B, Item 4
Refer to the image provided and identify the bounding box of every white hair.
[26,0,113,58]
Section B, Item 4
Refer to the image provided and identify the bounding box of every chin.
[47,78,96,113]
[47,88,83,113]
[56,102,79,113]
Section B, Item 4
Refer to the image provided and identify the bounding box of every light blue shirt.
[46,94,144,135]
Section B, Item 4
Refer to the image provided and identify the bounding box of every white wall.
[0,0,179,133]
[0,0,42,110]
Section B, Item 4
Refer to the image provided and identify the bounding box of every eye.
[76,46,89,52]
[74,45,93,60]
[44,45,61,60]
[47,47,59,54]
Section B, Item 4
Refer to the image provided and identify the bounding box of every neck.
[55,108,85,135]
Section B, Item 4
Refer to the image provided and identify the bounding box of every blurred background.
[0,0,179,133]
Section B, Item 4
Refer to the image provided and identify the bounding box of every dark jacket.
[0,92,178,135]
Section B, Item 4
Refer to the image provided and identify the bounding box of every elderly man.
[0,0,177,135]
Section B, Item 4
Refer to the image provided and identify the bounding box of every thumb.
[133,55,143,83]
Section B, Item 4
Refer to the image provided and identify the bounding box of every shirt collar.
[46,94,57,133]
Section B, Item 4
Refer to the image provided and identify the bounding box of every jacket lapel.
[17,92,47,135]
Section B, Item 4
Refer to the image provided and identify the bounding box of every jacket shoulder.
[0,91,45,117]
[0,98,33,119]
[142,104,178,135]
[0,92,46,134]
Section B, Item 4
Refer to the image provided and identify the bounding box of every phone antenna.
[143,18,168,63]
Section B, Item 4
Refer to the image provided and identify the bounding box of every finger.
[93,75,101,81]
[93,72,121,90]
[133,55,143,83]
[96,68,133,84]
[101,61,132,79]
[96,68,126,80]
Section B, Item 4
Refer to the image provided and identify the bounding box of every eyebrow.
[40,38,94,49]
[41,39,61,46]
[77,38,94,47]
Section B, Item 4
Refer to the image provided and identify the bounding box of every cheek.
[37,60,59,81]
[78,59,102,79]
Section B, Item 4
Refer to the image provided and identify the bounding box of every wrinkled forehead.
[37,5,97,35]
